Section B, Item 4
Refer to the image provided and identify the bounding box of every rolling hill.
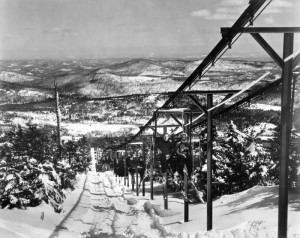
[0,58,281,100]
[0,57,298,137]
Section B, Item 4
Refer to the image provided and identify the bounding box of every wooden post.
[163,171,168,210]
[116,151,119,183]
[111,150,114,172]
[127,174,129,187]
[113,151,117,182]
[124,139,127,186]
[131,163,135,191]
[183,113,189,222]
[199,135,202,168]
[207,94,213,230]
[142,142,146,196]
[278,33,294,238]
[163,126,168,210]
[189,112,194,172]
[150,136,154,200]
[184,164,189,222]
[136,164,139,196]
[154,111,158,168]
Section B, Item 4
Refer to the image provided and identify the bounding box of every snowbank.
[1,168,299,238]
[124,182,300,238]
[0,173,87,238]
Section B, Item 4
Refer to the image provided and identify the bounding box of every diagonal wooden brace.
[250,33,284,69]
[187,95,208,115]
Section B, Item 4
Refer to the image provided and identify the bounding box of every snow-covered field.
[0,150,299,238]
[62,122,140,136]
[249,103,281,111]
[7,113,141,137]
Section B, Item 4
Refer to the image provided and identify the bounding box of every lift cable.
[189,0,273,90]
[106,0,269,150]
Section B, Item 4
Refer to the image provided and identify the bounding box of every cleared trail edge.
[50,167,169,238]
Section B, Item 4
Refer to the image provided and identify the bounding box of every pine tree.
[0,124,91,212]
[216,121,272,193]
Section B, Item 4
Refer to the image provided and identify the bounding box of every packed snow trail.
[49,150,288,238]
[51,155,165,238]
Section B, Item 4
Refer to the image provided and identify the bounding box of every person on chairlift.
[176,133,193,177]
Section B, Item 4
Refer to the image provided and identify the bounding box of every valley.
[0,58,298,138]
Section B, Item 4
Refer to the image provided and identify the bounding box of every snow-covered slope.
[0,72,36,82]
[143,185,300,238]
[1,169,299,238]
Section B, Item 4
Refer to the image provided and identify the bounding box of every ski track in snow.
[47,149,297,238]
[51,159,165,238]
[1,147,296,238]
[50,169,281,238]
[49,167,282,238]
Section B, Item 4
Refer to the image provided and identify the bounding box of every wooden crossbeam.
[173,90,247,94]
[148,124,182,128]
[159,108,202,114]
[128,142,143,145]
[221,27,300,34]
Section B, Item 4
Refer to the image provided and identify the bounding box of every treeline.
[195,108,300,197]
[116,116,299,201]
[0,123,91,212]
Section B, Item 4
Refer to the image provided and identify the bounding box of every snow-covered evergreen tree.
[0,123,91,212]
[217,121,271,193]
[195,121,274,196]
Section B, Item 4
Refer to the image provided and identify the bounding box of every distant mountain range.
[0,58,299,137]
[0,58,281,102]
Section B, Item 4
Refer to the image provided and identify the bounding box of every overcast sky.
[0,0,299,59]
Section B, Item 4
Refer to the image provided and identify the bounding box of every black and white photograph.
[0,0,299,237]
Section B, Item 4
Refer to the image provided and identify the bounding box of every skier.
[137,153,145,179]
[126,152,137,186]
[156,133,173,173]
[175,133,192,177]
